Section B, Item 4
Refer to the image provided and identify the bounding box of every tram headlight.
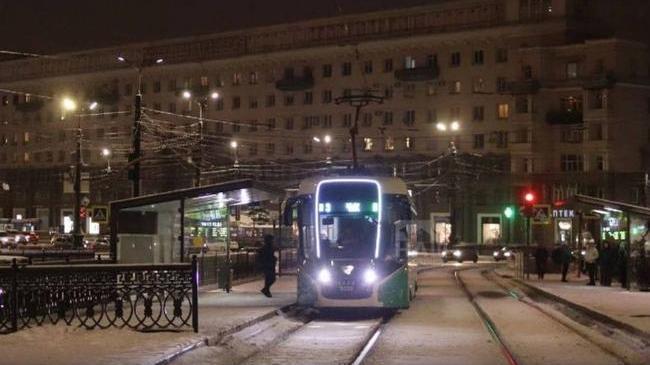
[441,250,448,257]
[493,251,499,257]
[453,250,462,258]
[363,268,378,284]
[318,268,332,284]
[504,252,512,257]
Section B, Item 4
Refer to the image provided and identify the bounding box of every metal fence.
[0,257,198,334]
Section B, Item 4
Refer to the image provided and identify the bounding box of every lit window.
[566,63,578,79]
[404,56,416,69]
[384,137,395,151]
[363,137,373,151]
[497,103,509,119]
[404,137,413,151]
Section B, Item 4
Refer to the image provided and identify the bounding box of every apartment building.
[0,0,648,244]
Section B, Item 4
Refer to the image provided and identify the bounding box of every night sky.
[0,0,443,54]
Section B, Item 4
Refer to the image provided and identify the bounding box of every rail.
[0,257,199,334]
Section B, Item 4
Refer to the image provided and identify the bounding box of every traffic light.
[520,190,537,217]
[503,206,515,219]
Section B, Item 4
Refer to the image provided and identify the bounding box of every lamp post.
[436,121,461,246]
[61,97,97,249]
[117,55,164,197]
[101,148,112,173]
[313,134,332,164]
[181,90,220,187]
[230,140,239,168]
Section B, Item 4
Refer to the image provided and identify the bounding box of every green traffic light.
[504,206,514,219]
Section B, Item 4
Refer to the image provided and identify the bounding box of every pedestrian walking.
[558,243,572,282]
[534,244,549,280]
[618,242,628,288]
[599,240,616,286]
[258,234,277,298]
[584,242,599,286]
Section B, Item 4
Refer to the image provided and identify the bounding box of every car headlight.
[504,252,511,257]
[318,268,332,284]
[453,250,461,257]
[15,235,21,242]
[581,250,586,256]
[493,251,499,256]
[407,250,418,257]
[441,250,448,257]
[363,268,377,284]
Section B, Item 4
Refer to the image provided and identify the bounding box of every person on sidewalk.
[584,242,599,286]
[599,240,616,286]
[558,242,572,282]
[618,242,628,288]
[258,235,277,298]
[534,244,549,280]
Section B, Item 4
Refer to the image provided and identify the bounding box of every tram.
[285,176,418,309]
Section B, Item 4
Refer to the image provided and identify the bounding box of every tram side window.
[385,195,413,260]
[298,199,314,259]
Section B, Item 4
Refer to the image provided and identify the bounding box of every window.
[384,137,395,151]
[304,91,313,105]
[249,143,258,156]
[589,89,604,109]
[232,96,241,109]
[232,72,242,85]
[249,71,258,84]
[250,97,258,109]
[561,154,584,172]
[472,106,485,121]
[450,81,461,94]
[523,65,533,79]
[322,115,332,128]
[303,142,313,154]
[284,94,295,106]
[403,110,416,126]
[232,122,240,133]
[215,122,224,132]
[384,59,393,73]
[566,62,578,79]
[153,80,161,93]
[322,90,332,104]
[266,94,276,107]
[168,79,177,92]
[362,113,372,127]
[383,112,393,125]
[494,131,508,148]
[496,48,508,63]
[285,117,294,130]
[404,137,413,151]
[496,77,508,92]
[200,76,209,86]
[450,52,461,67]
[426,54,438,67]
[404,56,416,69]
[473,78,485,93]
[249,120,258,132]
[363,138,373,151]
[266,143,275,155]
[404,83,416,98]
[124,83,133,96]
[473,134,485,149]
[473,50,484,65]
[343,113,352,128]
[595,155,607,171]
[285,143,294,155]
[450,107,461,120]
[523,158,533,174]
[322,64,332,78]
[342,62,352,76]
[58,150,65,162]
[384,87,393,99]
[267,118,276,130]
[589,122,603,141]
[515,96,529,113]
[215,98,224,111]
[2,95,7,106]
[363,61,373,74]
[23,132,30,144]
[343,88,352,97]
[497,103,509,119]
[427,109,437,123]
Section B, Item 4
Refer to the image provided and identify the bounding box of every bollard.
[191,255,199,333]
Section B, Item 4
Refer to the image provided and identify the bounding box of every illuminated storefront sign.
[552,209,575,218]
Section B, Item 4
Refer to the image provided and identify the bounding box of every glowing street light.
[450,121,460,131]
[313,136,321,143]
[89,101,98,111]
[436,122,447,131]
[210,91,220,100]
[230,140,238,149]
[323,135,332,144]
[101,148,111,157]
[61,97,77,112]
[182,90,192,99]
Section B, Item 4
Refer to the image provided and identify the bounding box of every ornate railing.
[0,257,198,334]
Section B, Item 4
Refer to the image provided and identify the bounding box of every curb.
[152,303,295,365]
[504,275,650,343]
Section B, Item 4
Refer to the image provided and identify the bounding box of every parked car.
[8,230,28,245]
[50,234,74,250]
[84,236,109,251]
[0,255,29,266]
[493,247,515,261]
[27,232,40,244]
[0,232,17,249]
[441,244,479,263]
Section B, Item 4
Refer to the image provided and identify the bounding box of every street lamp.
[435,121,462,245]
[61,97,98,249]
[230,140,239,168]
[180,89,221,187]
[101,148,112,172]
[313,134,333,164]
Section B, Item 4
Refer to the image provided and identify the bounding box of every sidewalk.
[496,266,650,337]
[0,275,296,365]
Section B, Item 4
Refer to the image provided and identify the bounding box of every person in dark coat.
[599,240,616,286]
[534,244,549,280]
[618,242,628,288]
[259,235,277,297]
[558,243,572,282]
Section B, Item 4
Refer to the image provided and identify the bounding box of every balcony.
[560,128,585,144]
[394,65,439,82]
[275,70,314,91]
[583,72,616,90]
[545,109,583,125]
[506,79,540,94]
[14,99,44,113]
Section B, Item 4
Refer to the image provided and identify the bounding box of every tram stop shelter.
[109,179,284,264]
[569,194,650,291]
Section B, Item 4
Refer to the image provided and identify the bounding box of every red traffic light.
[524,192,535,203]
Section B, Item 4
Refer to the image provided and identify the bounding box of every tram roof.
[297,176,409,196]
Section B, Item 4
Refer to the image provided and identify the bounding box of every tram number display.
[338,279,355,291]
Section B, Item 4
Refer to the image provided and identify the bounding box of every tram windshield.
[316,181,379,259]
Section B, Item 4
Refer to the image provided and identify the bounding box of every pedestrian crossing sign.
[531,205,551,224]
[91,206,109,224]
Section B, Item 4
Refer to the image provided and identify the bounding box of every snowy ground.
[0,275,296,365]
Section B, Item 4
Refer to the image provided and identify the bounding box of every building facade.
[0,0,649,244]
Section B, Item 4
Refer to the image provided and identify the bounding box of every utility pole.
[130,71,143,197]
[194,102,204,187]
[73,115,83,249]
[335,90,383,171]
[448,141,459,246]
